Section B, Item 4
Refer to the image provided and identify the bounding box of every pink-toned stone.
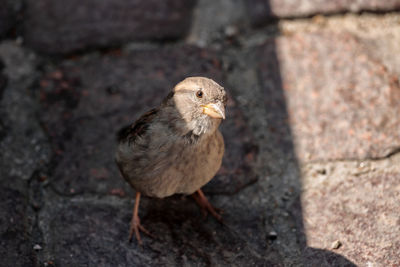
[302,172,400,266]
[258,31,400,161]
[247,0,400,25]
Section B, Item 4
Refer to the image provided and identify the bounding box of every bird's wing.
[117,108,159,144]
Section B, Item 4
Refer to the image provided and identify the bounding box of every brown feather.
[117,108,159,144]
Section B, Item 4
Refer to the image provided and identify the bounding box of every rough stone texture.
[38,46,257,197]
[23,0,196,55]
[0,43,50,266]
[0,0,20,38]
[225,36,357,266]
[38,194,273,266]
[1,0,400,265]
[187,0,247,48]
[0,59,6,101]
[257,31,400,162]
[281,13,400,85]
[0,185,35,266]
[0,43,50,181]
[302,154,400,266]
[246,0,400,25]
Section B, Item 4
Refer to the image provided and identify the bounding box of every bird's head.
[169,77,227,136]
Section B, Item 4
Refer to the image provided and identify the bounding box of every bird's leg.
[192,189,223,222]
[129,192,153,244]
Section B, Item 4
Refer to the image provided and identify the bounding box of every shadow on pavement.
[253,0,356,265]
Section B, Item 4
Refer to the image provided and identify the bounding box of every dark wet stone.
[302,172,400,266]
[246,0,400,26]
[0,43,49,267]
[302,248,357,267]
[40,197,270,266]
[0,59,6,101]
[0,0,20,38]
[23,0,197,55]
[38,46,257,196]
[257,31,400,161]
[0,43,50,182]
[0,185,35,266]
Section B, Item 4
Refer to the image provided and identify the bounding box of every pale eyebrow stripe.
[174,89,195,94]
[174,88,208,98]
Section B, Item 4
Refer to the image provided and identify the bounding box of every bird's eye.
[196,90,203,98]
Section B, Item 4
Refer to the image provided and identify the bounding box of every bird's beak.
[201,102,225,119]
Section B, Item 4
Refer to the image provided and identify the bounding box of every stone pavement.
[1,0,400,266]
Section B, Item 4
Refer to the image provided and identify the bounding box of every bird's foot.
[129,214,154,245]
[192,189,223,223]
[128,192,154,245]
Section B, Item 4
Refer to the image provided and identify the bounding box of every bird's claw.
[129,215,154,245]
[192,189,224,223]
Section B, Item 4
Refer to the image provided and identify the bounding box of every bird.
[115,77,227,244]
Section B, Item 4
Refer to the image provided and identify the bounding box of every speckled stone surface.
[1,1,400,266]
[302,156,400,266]
[246,0,400,25]
[0,43,50,267]
[23,0,196,54]
[0,0,20,38]
[257,31,400,162]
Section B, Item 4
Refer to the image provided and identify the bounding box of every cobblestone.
[1,1,400,266]
[23,0,196,54]
[0,0,20,38]
[246,0,400,26]
[257,31,400,161]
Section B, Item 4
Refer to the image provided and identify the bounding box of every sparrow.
[116,77,227,244]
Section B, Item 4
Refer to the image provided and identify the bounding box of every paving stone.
[246,0,400,26]
[257,31,400,162]
[222,50,359,266]
[38,45,257,196]
[2,1,398,265]
[0,42,50,267]
[0,43,50,182]
[0,0,20,38]
[302,167,400,266]
[38,196,272,266]
[23,0,197,55]
[0,185,35,267]
[0,59,6,102]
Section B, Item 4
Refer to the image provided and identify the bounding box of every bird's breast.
[117,124,224,198]
[133,130,224,198]
[172,130,224,195]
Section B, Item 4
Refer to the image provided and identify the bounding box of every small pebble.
[33,244,42,251]
[359,161,366,168]
[44,261,55,267]
[224,25,238,38]
[268,231,278,240]
[282,190,292,201]
[331,240,342,249]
